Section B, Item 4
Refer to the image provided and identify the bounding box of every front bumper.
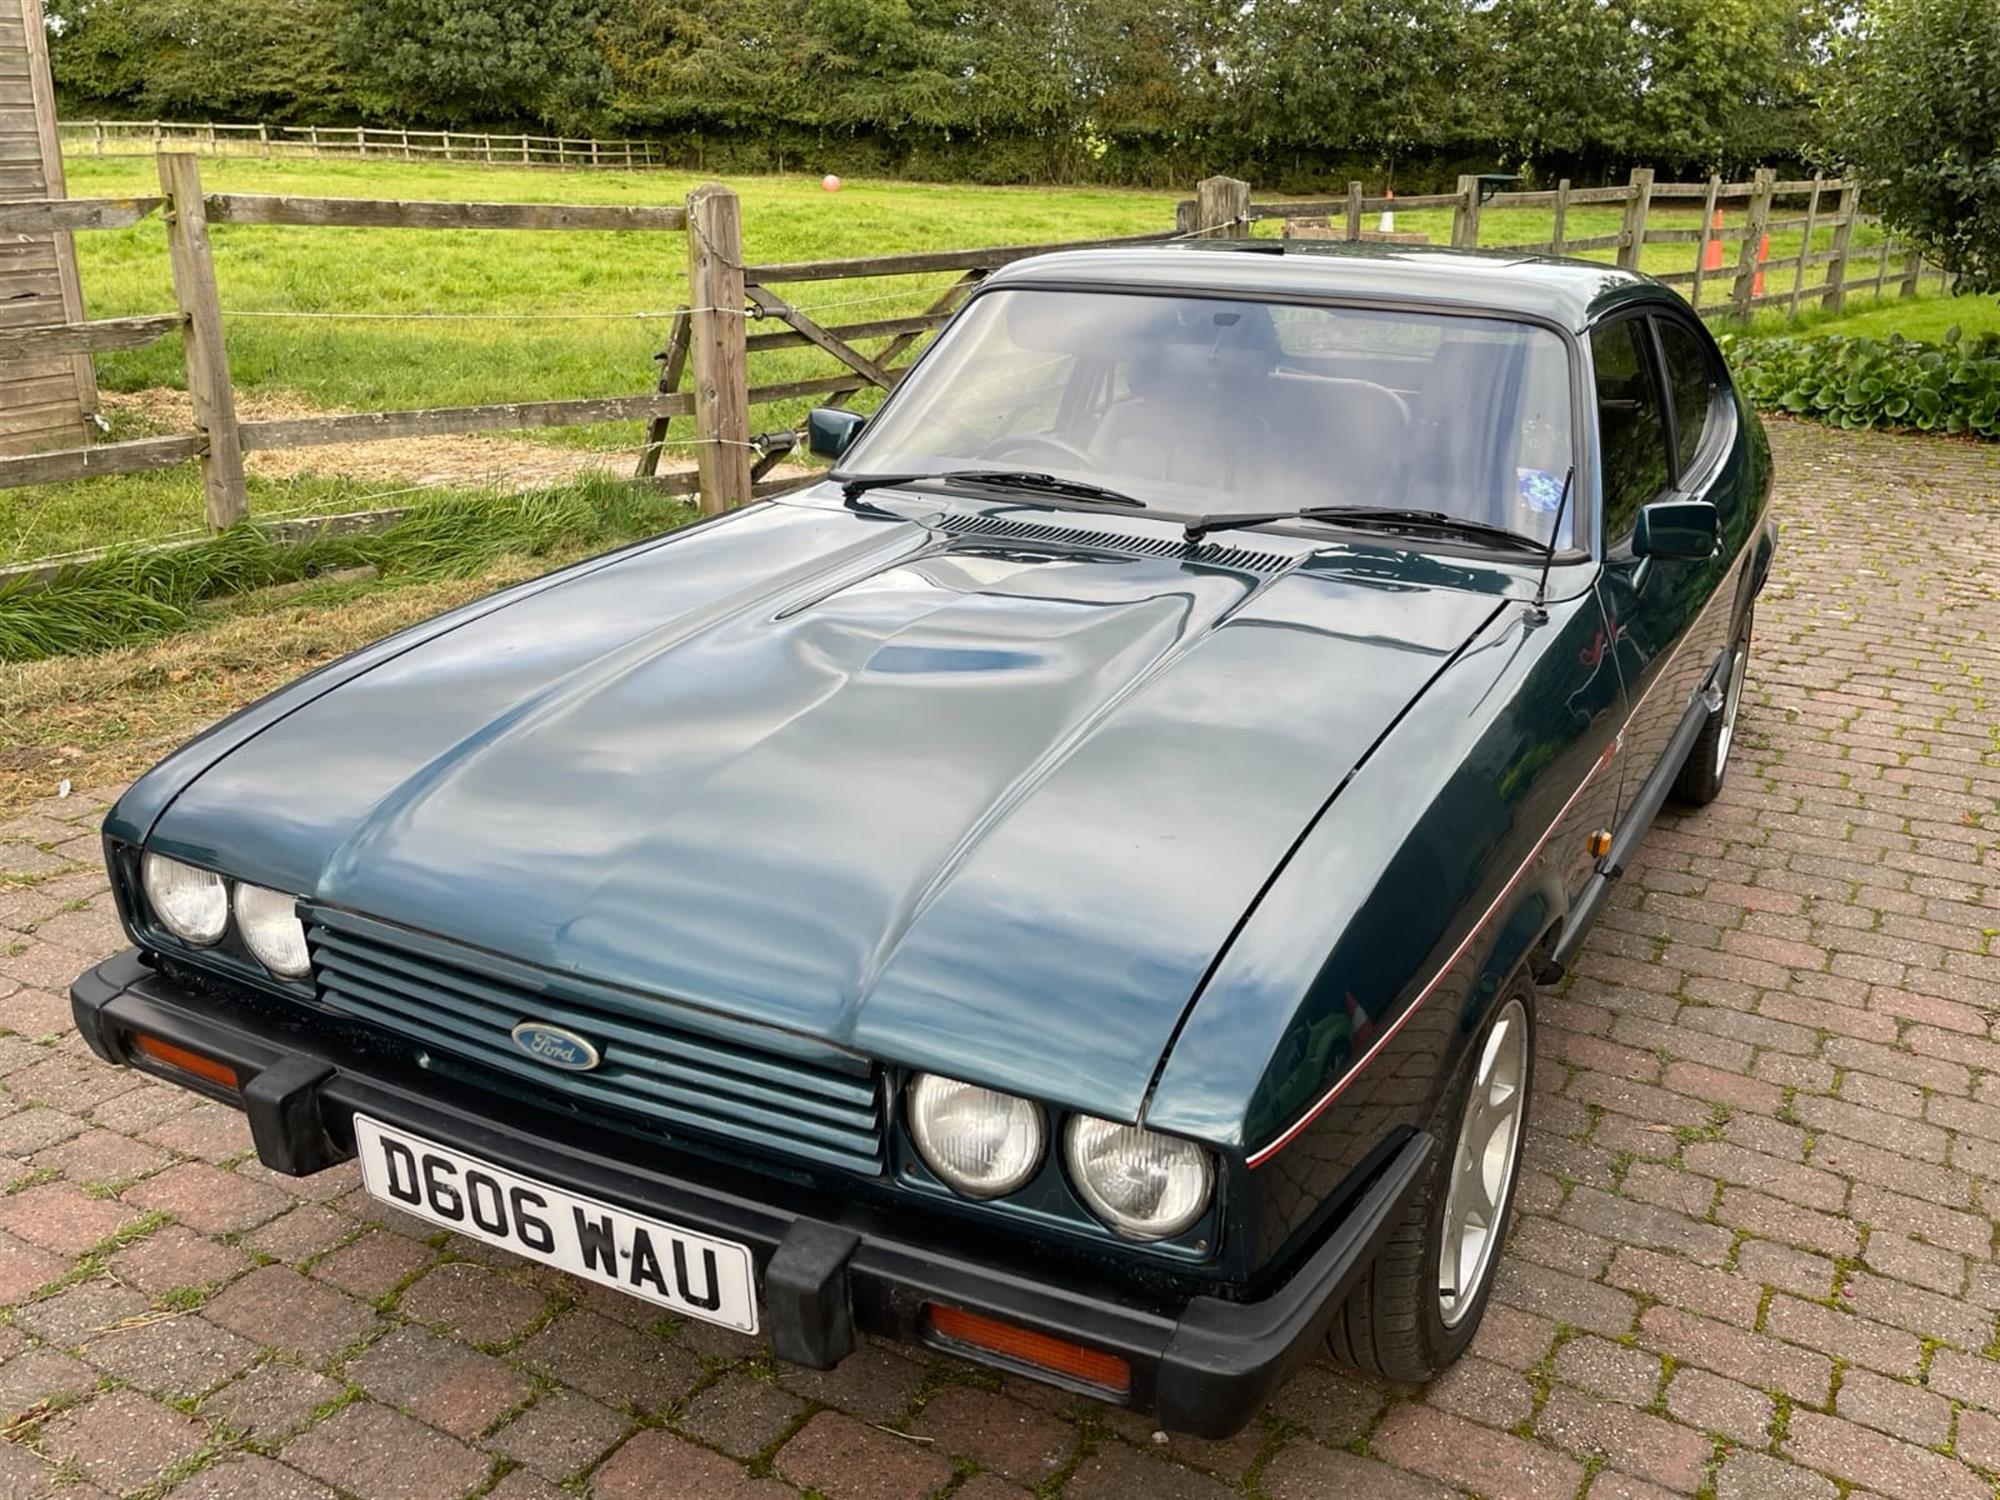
[72,948,1430,1438]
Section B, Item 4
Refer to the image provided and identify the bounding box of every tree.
[1225,0,1485,166]
[1627,0,1822,173]
[1481,0,1639,165]
[1818,0,2000,293]
[340,0,613,129]
[47,0,354,120]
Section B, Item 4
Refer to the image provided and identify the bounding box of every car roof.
[983,241,1668,332]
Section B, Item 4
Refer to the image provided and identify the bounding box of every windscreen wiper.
[1182,504,1543,551]
[838,469,1145,507]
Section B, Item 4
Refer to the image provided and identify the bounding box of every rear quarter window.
[1590,319,1672,542]
[1657,317,1719,476]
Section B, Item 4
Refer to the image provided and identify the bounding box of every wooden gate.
[634,269,988,486]
[641,181,1184,510]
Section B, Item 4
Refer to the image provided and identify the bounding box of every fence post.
[156,153,247,530]
[1550,179,1570,254]
[1824,179,1860,313]
[93,120,104,155]
[1789,173,1822,319]
[1730,168,1776,320]
[1900,244,1923,298]
[1344,181,1363,241]
[257,123,270,158]
[1193,175,1250,236]
[1451,175,1480,248]
[1690,174,1721,311]
[1616,167,1654,271]
[307,124,319,157]
[685,184,753,515]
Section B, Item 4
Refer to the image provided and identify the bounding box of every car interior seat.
[1390,338,1521,526]
[1091,322,1275,496]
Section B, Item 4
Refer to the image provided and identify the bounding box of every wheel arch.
[1420,860,1566,1125]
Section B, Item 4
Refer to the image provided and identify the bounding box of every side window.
[1590,319,1672,542]
[1656,318,1717,476]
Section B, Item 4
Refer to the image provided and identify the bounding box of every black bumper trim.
[72,948,1429,1437]
[244,1055,343,1175]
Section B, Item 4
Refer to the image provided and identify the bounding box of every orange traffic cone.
[1752,232,1769,296]
[1702,209,1725,271]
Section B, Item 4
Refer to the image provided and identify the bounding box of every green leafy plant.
[1722,326,2000,439]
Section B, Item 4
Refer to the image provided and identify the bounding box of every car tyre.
[1673,607,1755,807]
[1326,982,1535,1383]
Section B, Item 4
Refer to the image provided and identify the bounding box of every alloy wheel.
[1437,995,1529,1328]
[1716,640,1750,772]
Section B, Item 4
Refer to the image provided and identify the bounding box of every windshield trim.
[833,281,1598,562]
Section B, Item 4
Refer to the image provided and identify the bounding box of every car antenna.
[1526,464,1576,627]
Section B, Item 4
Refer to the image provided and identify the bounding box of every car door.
[1590,310,1737,803]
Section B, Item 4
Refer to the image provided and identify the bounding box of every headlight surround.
[232,882,310,978]
[1064,1116,1214,1241]
[907,1074,1045,1199]
[140,853,228,946]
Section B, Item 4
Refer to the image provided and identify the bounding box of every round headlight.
[1064,1116,1214,1241]
[141,853,228,946]
[233,883,310,978]
[907,1074,1044,1199]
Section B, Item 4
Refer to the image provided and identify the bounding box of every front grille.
[304,908,885,1176]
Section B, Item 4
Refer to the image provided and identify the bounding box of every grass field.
[1747,290,2000,343]
[1,545,608,810]
[0,155,1963,567]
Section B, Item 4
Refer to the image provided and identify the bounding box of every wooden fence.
[0,154,702,530]
[58,119,662,170]
[0,153,1186,538]
[0,161,1951,565]
[654,170,1941,512]
[1236,167,1947,320]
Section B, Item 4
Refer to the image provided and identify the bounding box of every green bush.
[1723,326,2000,439]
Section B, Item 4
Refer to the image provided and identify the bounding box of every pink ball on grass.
[821,174,842,192]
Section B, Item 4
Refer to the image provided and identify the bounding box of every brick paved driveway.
[1,420,1997,1500]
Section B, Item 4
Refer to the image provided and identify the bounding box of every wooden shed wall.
[1,0,94,457]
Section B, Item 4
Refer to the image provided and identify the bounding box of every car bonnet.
[136,497,1505,1122]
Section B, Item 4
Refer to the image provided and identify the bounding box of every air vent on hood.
[936,512,1296,575]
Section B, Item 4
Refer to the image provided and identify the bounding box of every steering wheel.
[980,434,1098,468]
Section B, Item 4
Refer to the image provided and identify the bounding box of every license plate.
[353,1116,758,1333]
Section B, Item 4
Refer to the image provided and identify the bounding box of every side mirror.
[807,407,866,461]
[1632,498,1719,561]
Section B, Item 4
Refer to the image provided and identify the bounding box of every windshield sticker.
[1517,468,1567,513]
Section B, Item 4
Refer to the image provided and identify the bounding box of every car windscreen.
[840,288,1578,548]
